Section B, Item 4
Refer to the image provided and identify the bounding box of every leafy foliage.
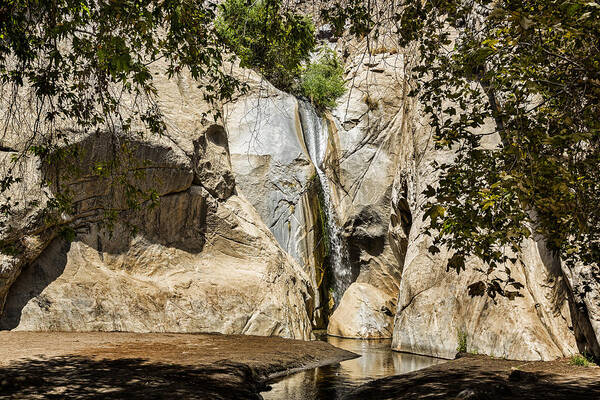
[570,354,596,367]
[300,49,346,109]
[406,0,600,295]
[321,0,374,38]
[1,0,238,137]
[216,0,316,92]
[0,0,242,245]
[457,330,468,353]
[216,0,345,109]
[324,0,600,298]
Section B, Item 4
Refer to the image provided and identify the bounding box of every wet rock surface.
[224,81,328,329]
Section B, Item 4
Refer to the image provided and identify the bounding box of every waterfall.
[298,100,351,307]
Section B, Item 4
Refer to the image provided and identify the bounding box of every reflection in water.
[261,336,444,400]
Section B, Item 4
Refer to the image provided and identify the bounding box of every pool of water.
[261,336,444,400]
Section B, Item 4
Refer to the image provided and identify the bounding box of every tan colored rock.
[391,228,577,360]
[3,21,597,357]
[319,39,408,337]
[1,189,313,339]
[562,262,600,356]
[389,87,578,360]
[0,67,315,340]
[202,39,408,338]
[223,76,328,328]
[327,282,395,339]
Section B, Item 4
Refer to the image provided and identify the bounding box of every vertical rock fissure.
[390,176,413,276]
[298,101,351,308]
[309,174,332,328]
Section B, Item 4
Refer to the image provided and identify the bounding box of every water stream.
[292,102,443,400]
[298,101,351,305]
[261,335,444,400]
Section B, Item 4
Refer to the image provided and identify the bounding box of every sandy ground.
[0,331,356,399]
[4,332,599,399]
[345,353,600,400]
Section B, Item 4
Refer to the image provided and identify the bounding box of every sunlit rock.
[327,282,395,339]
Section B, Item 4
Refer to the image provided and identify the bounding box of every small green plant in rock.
[456,330,468,353]
[300,48,346,110]
[216,0,346,111]
[570,354,595,367]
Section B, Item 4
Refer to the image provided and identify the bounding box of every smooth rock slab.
[327,282,395,339]
[0,119,315,340]
[1,193,315,340]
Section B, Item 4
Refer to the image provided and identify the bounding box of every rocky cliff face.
[222,40,407,339]
[221,32,596,360]
[380,43,598,360]
[0,71,314,339]
[2,21,599,361]
[387,117,578,359]
[223,73,329,328]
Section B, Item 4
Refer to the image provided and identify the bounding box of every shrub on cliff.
[300,49,346,110]
[216,0,316,92]
[216,0,346,109]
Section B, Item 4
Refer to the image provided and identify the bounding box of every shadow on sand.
[344,358,600,400]
[0,356,266,400]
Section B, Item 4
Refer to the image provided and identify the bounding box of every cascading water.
[298,100,351,307]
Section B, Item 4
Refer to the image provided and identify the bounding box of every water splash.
[298,100,351,307]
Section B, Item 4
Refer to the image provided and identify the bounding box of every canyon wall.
[222,46,406,339]
[223,33,592,360]
[1,18,598,362]
[387,112,578,360]
[0,69,314,339]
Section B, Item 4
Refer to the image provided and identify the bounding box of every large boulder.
[0,67,315,340]
[1,186,314,338]
[327,282,395,339]
[223,76,328,328]
[388,78,578,360]
[391,222,578,360]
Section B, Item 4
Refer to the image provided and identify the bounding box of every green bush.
[456,330,468,353]
[216,0,345,110]
[570,354,595,367]
[300,49,346,109]
[216,0,316,91]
